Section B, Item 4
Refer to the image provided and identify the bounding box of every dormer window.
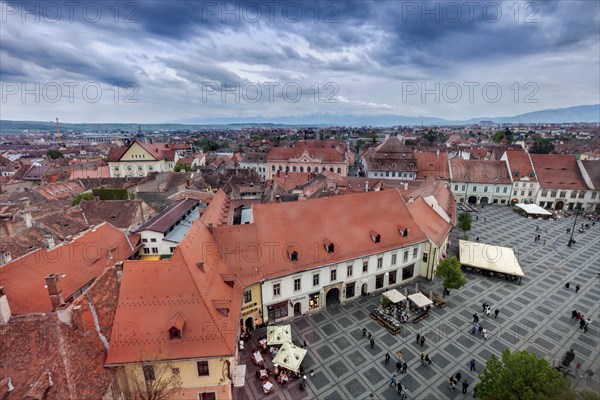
[398,226,409,237]
[197,261,205,272]
[323,239,334,253]
[514,171,519,177]
[287,245,299,261]
[168,312,186,341]
[369,230,381,243]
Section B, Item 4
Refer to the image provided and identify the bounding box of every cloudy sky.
[1,0,598,123]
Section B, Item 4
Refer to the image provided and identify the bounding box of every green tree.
[493,131,505,143]
[435,256,467,293]
[458,212,472,239]
[72,192,94,206]
[46,149,64,159]
[476,349,572,400]
[529,138,555,154]
[174,163,192,172]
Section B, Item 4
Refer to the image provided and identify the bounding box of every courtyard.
[234,205,599,399]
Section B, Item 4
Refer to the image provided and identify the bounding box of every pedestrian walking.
[478,325,483,335]
[576,285,580,293]
[565,282,570,289]
[370,338,375,349]
[536,226,539,231]
[485,307,491,317]
[385,353,390,365]
[469,358,476,371]
[543,240,546,246]
[585,369,594,381]
[476,237,480,242]
[572,310,577,319]
[584,324,588,334]
[455,372,462,382]
[470,324,477,335]
[482,328,488,340]
[494,308,500,318]
[420,335,425,347]
[476,216,479,221]
[484,217,486,221]
[449,377,456,391]
[368,331,372,340]
[576,363,581,375]
[397,381,403,394]
[390,374,397,387]
[580,319,586,330]
[576,311,581,319]
[482,302,487,312]
[462,380,469,394]
[402,362,407,374]
[396,360,402,373]
[416,332,421,344]
[362,328,367,337]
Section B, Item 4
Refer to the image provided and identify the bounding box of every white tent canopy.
[515,203,552,216]
[408,292,433,308]
[273,342,307,373]
[382,289,406,303]
[233,365,246,387]
[459,240,525,277]
[267,325,292,346]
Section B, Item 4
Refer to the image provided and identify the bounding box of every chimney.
[21,211,32,228]
[19,197,30,210]
[436,149,440,157]
[5,221,14,236]
[404,182,408,190]
[43,235,55,249]
[0,286,11,325]
[44,273,64,311]
[1,251,11,265]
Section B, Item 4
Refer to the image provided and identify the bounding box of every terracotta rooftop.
[241,152,268,163]
[580,160,600,189]
[106,224,241,365]
[407,197,452,247]
[504,150,537,182]
[530,154,588,190]
[0,223,138,315]
[133,198,199,233]
[267,144,345,163]
[213,188,428,286]
[36,181,85,200]
[0,267,120,400]
[80,199,153,230]
[449,159,512,184]
[415,152,450,180]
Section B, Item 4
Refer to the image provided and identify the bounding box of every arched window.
[307,167,311,172]
[293,166,297,172]
[300,166,304,172]
[337,167,341,173]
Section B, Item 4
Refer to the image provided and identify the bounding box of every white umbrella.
[267,325,292,346]
[273,342,307,373]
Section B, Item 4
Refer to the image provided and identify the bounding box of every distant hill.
[176,105,600,126]
[2,104,598,132]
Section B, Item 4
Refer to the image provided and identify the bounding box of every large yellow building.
[107,140,188,177]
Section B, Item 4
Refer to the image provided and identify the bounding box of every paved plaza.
[235,205,600,399]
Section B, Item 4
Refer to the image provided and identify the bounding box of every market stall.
[459,239,524,284]
[267,325,292,346]
[272,342,307,373]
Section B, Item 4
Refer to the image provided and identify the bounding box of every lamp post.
[567,203,581,247]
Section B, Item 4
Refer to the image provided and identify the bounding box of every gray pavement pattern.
[235,205,599,399]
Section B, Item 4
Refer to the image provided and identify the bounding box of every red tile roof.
[504,150,536,181]
[0,267,121,400]
[267,144,345,163]
[0,223,137,315]
[449,159,512,184]
[213,189,428,285]
[106,225,241,364]
[407,197,452,247]
[530,154,588,190]
[415,152,450,179]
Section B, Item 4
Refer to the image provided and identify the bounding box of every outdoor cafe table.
[263,380,274,394]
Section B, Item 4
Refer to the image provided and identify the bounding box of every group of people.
[482,302,500,318]
[448,372,470,394]
[389,374,408,399]
[565,282,581,293]
[416,332,426,347]
[571,310,591,333]
[363,328,376,348]
[420,352,432,366]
